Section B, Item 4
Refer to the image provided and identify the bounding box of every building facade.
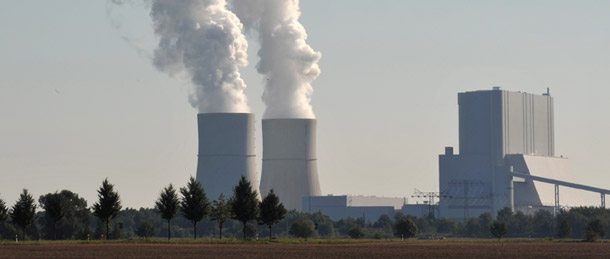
[439,88,563,220]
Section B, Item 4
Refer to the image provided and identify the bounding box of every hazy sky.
[1,1,609,208]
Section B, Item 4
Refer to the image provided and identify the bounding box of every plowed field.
[1,241,608,258]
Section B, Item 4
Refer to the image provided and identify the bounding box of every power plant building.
[260,119,322,211]
[439,88,610,220]
[302,195,406,221]
[195,113,259,201]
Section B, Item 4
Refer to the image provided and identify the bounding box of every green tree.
[10,189,37,241]
[394,218,417,239]
[135,222,157,238]
[155,184,179,240]
[0,196,8,222]
[478,213,493,237]
[373,214,394,230]
[496,207,513,223]
[179,177,210,240]
[289,219,315,239]
[210,193,230,239]
[490,221,508,240]
[39,190,90,240]
[347,225,365,239]
[510,211,532,237]
[39,192,65,240]
[92,178,122,240]
[229,175,260,239]
[557,219,572,238]
[585,219,604,242]
[532,210,554,237]
[259,189,287,239]
[436,217,456,234]
[464,217,480,237]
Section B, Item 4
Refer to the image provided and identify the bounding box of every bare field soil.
[1,241,609,258]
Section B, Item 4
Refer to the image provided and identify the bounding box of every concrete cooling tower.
[259,119,322,211]
[195,113,259,200]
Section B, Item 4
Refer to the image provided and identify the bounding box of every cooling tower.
[259,119,322,211]
[195,113,259,200]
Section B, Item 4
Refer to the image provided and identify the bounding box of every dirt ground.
[1,241,609,259]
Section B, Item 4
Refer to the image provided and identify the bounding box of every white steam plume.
[231,0,321,119]
[150,0,250,113]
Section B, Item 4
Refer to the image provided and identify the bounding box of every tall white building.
[438,88,587,220]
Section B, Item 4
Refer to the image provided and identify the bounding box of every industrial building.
[260,119,322,211]
[302,195,407,221]
[439,88,610,220]
[195,113,259,200]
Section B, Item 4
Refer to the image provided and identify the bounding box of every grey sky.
[1,0,608,208]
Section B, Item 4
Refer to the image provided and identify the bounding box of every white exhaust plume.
[149,0,251,113]
[231,0,321,119]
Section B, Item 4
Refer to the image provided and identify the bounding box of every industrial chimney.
[259,118,322,211]
[195,113,259,200]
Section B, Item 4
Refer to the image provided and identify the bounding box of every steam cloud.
[149,0,250,113]
[232,0,322,119]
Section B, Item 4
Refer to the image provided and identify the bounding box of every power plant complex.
[195,87,610,221]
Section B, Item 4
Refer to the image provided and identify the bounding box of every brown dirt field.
[1,241,609,259]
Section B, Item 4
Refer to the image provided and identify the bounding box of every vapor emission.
[233,0,322,119]
[109,0,321,118]
[112,0,250,114]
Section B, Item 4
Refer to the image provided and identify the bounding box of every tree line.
[0,175,286,241]
[1,179,609,241]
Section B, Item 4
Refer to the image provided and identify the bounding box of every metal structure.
[411,189,451,218]
[555,185,559,216]
[447,180,487,221]
[259,118,322,211]
[511,172,610,215]
[195,113,259,201]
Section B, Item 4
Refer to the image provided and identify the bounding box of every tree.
[394,218,417,239]
[289,219,316,239]
[585,219,604,242]
[155,184,179,240]
[496,207,513,223]
[490,221,508,240]
[10,189,37,241]
[39,190,90,240]
[179,177,210,240]
[39,192,65,240]
[347,225,366,239]
[210,193,230,239]
[0,196,8,222]
[373,214,394,231]
[557,219,572,239]
[92,178,122,240]
[478,213,493,237]
[135,222,157,238]
[532,210,554,237]
[229,175,260,239]
[258,189,287,239]
[510,211,532,237]
[436,217,456,234]
[464,217,480,237]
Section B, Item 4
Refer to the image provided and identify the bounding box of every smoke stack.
[259,118,322,211]
[195,113,259,200]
